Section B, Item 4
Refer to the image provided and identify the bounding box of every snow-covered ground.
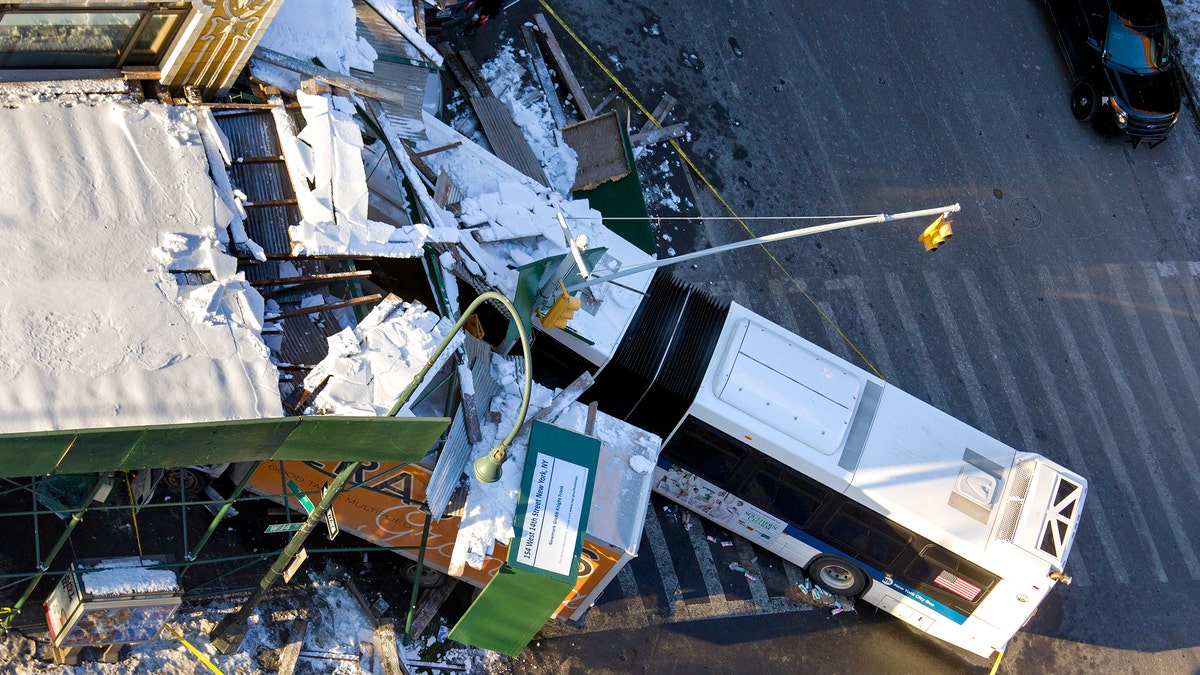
[1166,0,1200,95]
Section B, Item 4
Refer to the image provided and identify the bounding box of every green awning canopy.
[0,416,450,478]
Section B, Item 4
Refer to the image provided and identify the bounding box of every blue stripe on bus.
[650,460,969,625]
[781,523,969,625]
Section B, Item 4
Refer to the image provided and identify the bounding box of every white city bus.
[568,272,1086,658]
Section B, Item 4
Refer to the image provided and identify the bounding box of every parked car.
[425,0,501,32]
[1043,0,1182,146]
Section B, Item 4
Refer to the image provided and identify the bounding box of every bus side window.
[661,419,745,488]
[744,461,828,529]
[823,504,910,567]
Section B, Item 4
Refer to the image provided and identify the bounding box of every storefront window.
[0,7,188,69]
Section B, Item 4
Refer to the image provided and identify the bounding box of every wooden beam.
[403,143,439,185]
[533,13,595,119]
[457,50,494,98]
[522,24,567,129]
[249,270,374,287]
[436,44,480,98]
[630,122,686,147]
[593,88,620,115]
[253,47,408,107]
[414,141,462,157]
[273,294,383,320]
[639,93,677,133]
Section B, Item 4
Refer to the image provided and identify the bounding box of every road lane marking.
[1103,264,1200,579]
[924,269,1000,436]
[884,271,950,410]
[1038,265,1167,582]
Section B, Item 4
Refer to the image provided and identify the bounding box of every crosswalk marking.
[924,269,1000,436]
[883,271,950,410]
[642,504,683,613]
[1144,263,1200,418]
[1038,265,1167,582]
[1102,264,1200,579]
[995,266,1122,585]
[826,276,898,382]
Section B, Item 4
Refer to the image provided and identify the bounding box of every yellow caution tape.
[536,1,883,379]
[989,649,1004,675]
[164,624,224,675]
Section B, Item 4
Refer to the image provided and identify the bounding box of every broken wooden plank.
[277,618,308,675]
[639,93,677,133]
[593,88,620,115]
[522,24,567,129]
[249,270,374,288]
[457,50,494,98]
[436,44,481,98]
[407,579,460,638]
[403,143,439,185]
[375,620,409,675]
[533,13,595,119]
[253,47,408,107]
[414,141,462,157]
[344,578,380,628]
[630,122,686,147]
[273,294,384,320]
[515,371,596,444]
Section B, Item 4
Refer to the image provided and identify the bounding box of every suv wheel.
[1070,81,1098,122]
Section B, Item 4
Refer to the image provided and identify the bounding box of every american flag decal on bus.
[934,570,981,601]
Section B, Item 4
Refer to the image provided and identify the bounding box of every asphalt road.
[463,0,1200,673]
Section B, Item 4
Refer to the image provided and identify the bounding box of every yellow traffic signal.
[540,281,580,329]
[919,214,954,251]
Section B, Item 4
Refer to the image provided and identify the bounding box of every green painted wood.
[446,564,574,656]
[0,416,450,478]
[271,416,449,464]
[572,122,655,255]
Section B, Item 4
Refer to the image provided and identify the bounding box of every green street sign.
[287,479,315,514]
[265,522,304,533]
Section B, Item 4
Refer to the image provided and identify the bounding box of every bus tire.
[808,556,868,597]
[401,562,447,589]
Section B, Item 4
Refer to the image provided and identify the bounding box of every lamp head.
[473,446,506,484]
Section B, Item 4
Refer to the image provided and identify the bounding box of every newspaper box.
[43,556,183,664]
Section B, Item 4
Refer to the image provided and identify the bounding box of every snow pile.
[480,44,579,195]
[0,576,491,675]
[302,296,461,416]
[0,95,282,433]
[257,0,376,77]
[281,92,461,257]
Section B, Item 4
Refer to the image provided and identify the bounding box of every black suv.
[1044,0,1182,146]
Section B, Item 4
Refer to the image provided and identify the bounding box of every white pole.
[565,203,961,293]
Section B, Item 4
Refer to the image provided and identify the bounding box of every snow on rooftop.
[257,0,377,77]
[0,92,282,434]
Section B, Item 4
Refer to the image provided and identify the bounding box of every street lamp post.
[210,291,533,653]
[563,203,962,294]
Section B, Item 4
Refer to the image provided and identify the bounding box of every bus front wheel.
[808,556,868,597]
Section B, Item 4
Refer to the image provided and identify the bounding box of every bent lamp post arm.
[565,203,963,293]
[212,292,532,654]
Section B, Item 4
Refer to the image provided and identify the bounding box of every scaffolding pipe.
[0,473,111,637]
